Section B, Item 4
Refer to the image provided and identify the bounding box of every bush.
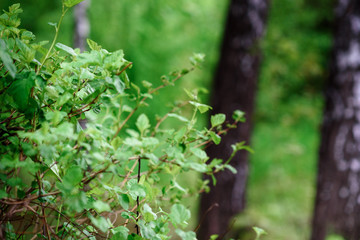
[0,2,243,239]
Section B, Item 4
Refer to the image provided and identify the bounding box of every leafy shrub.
[0,1,244,239]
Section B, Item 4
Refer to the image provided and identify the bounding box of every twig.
[152,101,188,136]
[116,62,132,76]
[135,157,141,235]
[0,110,15,124]
[37,5,69,74]
[120,160,139,188]
[36,173,51,240]
[0,191,61,205]
[68,90,105,118]
[194,203,219,232]
[31,202,93,239]
[123,199,146,228]
[112,68,194,139]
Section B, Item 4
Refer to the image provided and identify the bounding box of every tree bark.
[198,0,268,239]
[74,0,90,130]
[74,0,90,52]
[311,1,360,239]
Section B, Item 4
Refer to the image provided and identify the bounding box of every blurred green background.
[0,0,334,239]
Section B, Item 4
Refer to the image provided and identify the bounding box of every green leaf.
[104,50,125,71]
[48,22,57,27]
[0,189,8,199]
[52,122,75,140]
[174,127,187,143]
[209,132,221,145]
[232,110,245,122]
[224,165,237,174]
[136,114,150,134]
[80,68,95,80]
[111,226,129,240]
[49,161,61,180]
[127,180,146,200]
[0,39,16,78]
[171,180,187,193]
[169,204,190,227]
[127,234,142,240]
[93,200,111,213]
[63,166,82,185]
[189,101,212,113]
[118,194,129,210]
[111,137,123,150]
[16,38,35,63]
[211,114,226,127]
[39,144,56,160]
[184,162,207,173]
[55,43,77,56]
[190,148,208,160]
[57,92,73,106]
[87,38,102,51]
[168,113,189,122]
[145,153,159,164]
[89,215,112,233]
[7,71,36,112]
[142,80,152,89]
[175,229,197,240]
[45,111,67,126]
[210,234,219,240]
[21,31,35,41]
[142,203,157,222]
[138,220,156,239]
[8,3,22,14]
[231,141,254,154]
[106,76,125,93]
[253,227,267,240]
[63,0,85,8]
[142,137,159,149]
[326,235,346,240]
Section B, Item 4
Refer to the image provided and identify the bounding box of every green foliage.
[326,235,345,240]
[253,227,267,240]
[0,4,242,239]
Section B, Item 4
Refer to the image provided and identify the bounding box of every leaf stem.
[37,5,69,74]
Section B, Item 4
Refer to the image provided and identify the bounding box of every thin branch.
[194,203,219,232]
[135,157,141,235]
[37,5,69,74]
[0,191,61,205]
[36,173,51,240]
[123,199,146,228]
[120,160,139,188]
[152,101,188,136]
[81,160,118,185]
[116,62,133,76]
[31,202,93,239]
[0,110,16,124]
[112,68,194,139]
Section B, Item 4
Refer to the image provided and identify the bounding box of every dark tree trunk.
[311,1,360,240]
[74,0,90,52]
[198,0,268,239]
[74,0,90,130]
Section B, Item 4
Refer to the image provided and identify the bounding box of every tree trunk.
[74,0,90,130]
[198,0,268,239]
[311,1,360,239]
[74,0,90,52]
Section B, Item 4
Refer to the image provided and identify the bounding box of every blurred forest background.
[0,0,335,239]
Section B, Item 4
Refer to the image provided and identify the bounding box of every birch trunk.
[74,0,90,52]
[311,1,360,239]
[198,0,268,239]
